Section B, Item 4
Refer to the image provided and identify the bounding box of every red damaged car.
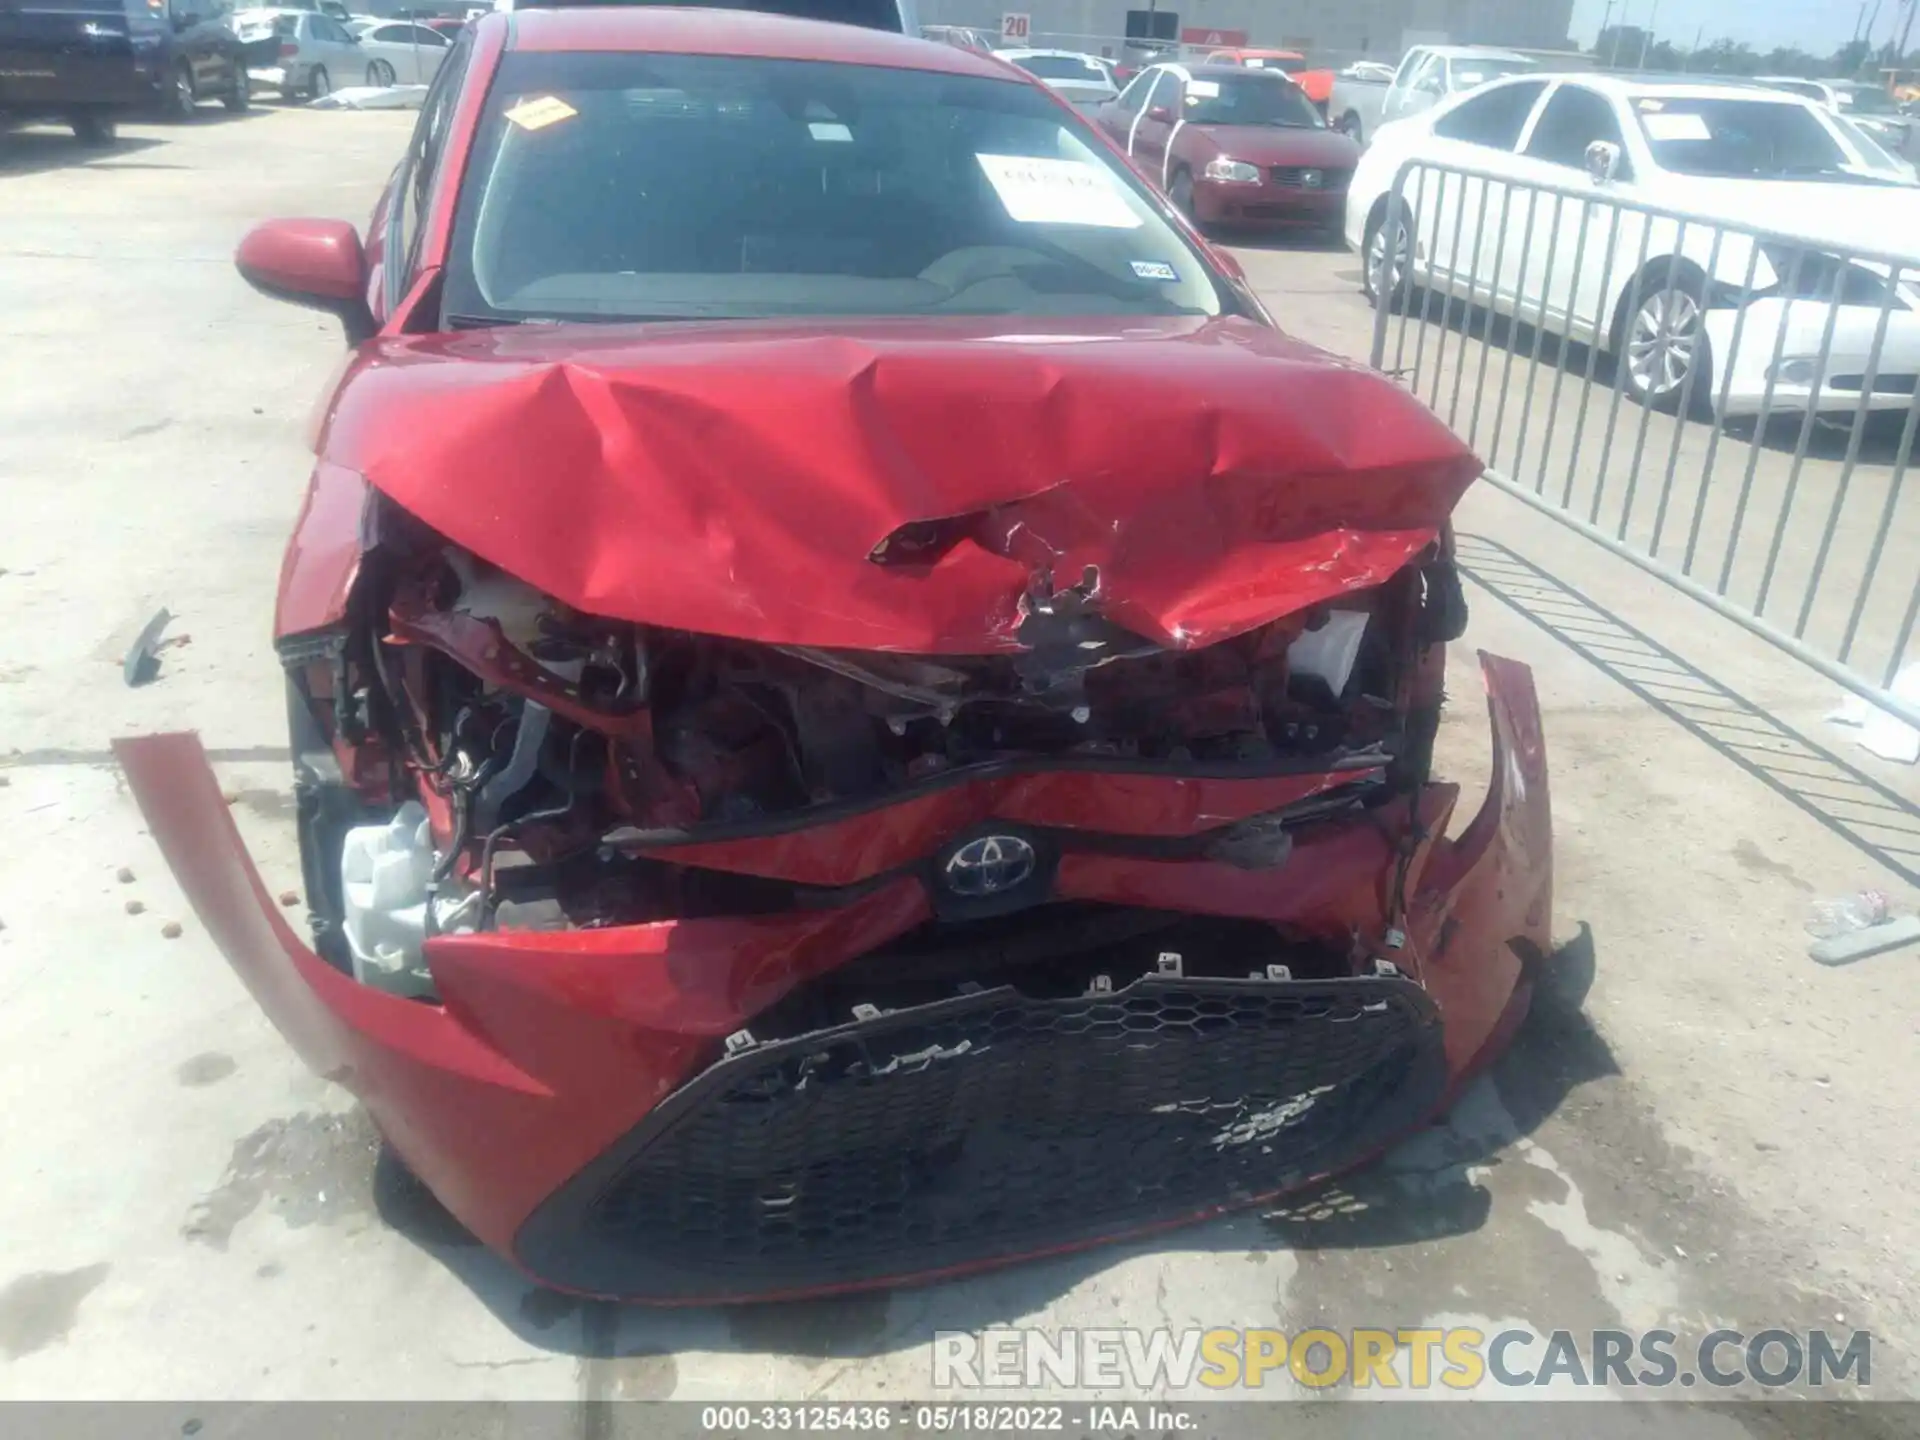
[1097,63,1362,235]
[117,9,1550,1303]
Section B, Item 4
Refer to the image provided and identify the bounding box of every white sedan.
[352,20,453,87]
[996,49,1119,109]
[1345,75,1920,417]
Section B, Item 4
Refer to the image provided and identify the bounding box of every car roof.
[504,7,1015,79]
[1150,61,1296,79]
[1223,48,1304,58]
[1543,73,1816,103]
[1419,46,1533,61]
[998,48,1106,60]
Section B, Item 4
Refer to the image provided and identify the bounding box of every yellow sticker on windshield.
[504,95,578,131]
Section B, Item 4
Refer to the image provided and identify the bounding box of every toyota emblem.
[943,834,1038,897]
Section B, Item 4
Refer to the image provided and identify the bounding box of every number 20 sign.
[1000,12,1030,42]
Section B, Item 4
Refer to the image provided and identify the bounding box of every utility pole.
[1610,0,1631,67]
[1640,0,1660,66]
[1597,0,1615,60]
[1855,0,1868,44]
[1682,22,1703,71]
[1897,0,1916,67]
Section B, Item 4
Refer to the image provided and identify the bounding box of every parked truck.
[1329,44,1537,147]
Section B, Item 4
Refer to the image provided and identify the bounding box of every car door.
[1503,81,1639,342]
[306,13,356,85]
[194,0,236,94]
[1129,70,1184,185]
[404,24,450,83]
[1103,65,1160,149]
[1420,79,1550,308]
[1381,48,1433,125]
[166,0,213,93]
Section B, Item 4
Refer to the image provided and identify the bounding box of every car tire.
[1363,202,1414,312]
[168,61,196,121]
[1618,264,1713,418]
[224,66,250,112]
[366,59,395,88]
[308,65,331,101]
[70,110,118,146]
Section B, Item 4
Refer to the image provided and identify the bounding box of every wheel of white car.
[1363,203,1413,312]
[308,65,331,101]
[367,59,395,88]
[1620,264,1713,417]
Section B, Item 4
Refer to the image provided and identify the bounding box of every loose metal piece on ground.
[1808,914,1920,967]
[123,608,172,687]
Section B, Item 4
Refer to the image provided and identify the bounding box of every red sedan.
[117,8,1550,1304]
[1098,62,1363,234]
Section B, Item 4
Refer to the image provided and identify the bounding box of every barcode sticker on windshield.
[976,155,1142,228]
[1130,260,1178,280]
[1643,112,1711,141]
[809,121,853,142]
[504,95,578,131]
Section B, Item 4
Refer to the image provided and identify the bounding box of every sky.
[1568,0,1913,54]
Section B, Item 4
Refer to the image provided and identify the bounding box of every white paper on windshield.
[1186,80,1221,97]
[809,121,853,142]
[975,154,1142,228]
[504,95,577,131]
[1129,259,1178,281]
[1643,112,1711,141]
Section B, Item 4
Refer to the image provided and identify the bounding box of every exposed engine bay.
[281,501,1467,998]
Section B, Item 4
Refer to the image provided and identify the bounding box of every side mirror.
[1585,139,1622,185]
[1146,103,1174,123]
[235,218,375,344]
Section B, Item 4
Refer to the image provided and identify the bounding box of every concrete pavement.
[1,110,1916,1425]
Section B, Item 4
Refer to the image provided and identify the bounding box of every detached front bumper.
[1707,299,1920,417]
[114,654,1550,1304]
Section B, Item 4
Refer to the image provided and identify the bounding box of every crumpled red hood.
[318,313,1479,652]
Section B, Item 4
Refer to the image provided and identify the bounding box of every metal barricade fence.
[1366,156,1920,732]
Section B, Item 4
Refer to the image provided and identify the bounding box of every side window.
[1432,80,1548,149]
[1524,84,1628,170]
[1154,76,1185,115]
[1392,48,1427,87]
[1408,55,1445,95]
[314,16,348,43]
[389,33,471,306]
[415,26,449,46]
[1115,69,1155,115]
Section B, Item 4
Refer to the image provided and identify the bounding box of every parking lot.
[3,108,1920,1423]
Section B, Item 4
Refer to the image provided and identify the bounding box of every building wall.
[922,0,1574,61]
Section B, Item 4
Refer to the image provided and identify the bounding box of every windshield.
[1181,72,1321,127]
[1632,95,1862,179]
[1836,84,1900,116]
[1011,54,1109,83]
[446,53,1229,327]
[1446,58,1534,92]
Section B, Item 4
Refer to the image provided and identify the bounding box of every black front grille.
[1271,165,1351,190]
[516,974,1445,1300]
[1831,373,1920,395]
